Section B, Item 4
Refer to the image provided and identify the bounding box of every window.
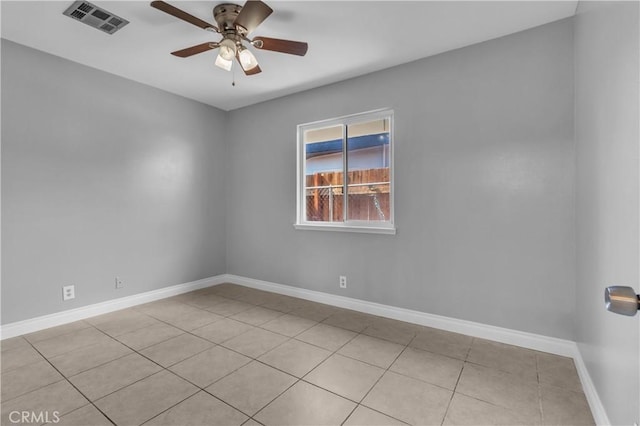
[296,108,394,234]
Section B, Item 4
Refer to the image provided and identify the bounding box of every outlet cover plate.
[339,276,347,288]
[62,285,75,301]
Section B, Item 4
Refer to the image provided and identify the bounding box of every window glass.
[304,125,343,222]
[346,118,390,221]
[297,109,394,233]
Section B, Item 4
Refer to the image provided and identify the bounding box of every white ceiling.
[1,1,577,111]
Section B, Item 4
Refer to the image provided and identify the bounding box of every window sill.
[293,223,396,235]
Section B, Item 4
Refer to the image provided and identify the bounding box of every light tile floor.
[0,283,595,425]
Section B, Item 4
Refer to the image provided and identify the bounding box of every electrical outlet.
[115,276,124,289]
[62,285,75,301]
[339,276,347,289]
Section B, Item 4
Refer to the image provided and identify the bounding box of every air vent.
[91,9,110,20]
[77,2,93,13]
[108,17,123,27]
[69,9,85,20]
[63,1,129,35]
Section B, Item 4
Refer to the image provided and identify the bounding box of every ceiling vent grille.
[63,1,129,35]
[77,2,93,13]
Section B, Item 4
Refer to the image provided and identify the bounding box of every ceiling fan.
[150,0,308,75]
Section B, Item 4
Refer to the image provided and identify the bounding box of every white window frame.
[295,108,395,235]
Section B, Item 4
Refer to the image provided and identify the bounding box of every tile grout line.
[131,297,325,424]
[45,332,142,377]
[78,319,254,425]
[6,285,584,426]
[244,312,414,423]
[35,320,212,425]
[59,324,183,406]
[21,332,118,426]
[453,340,549,424]
[170,297,578,424]
[137,390,201,426]
[439,337,474,426]
[203,294,447,425]
[339,329,418,426]
[536,353,546,424]
[108,319,270,424]
[247,314,364,424]
[19,323,94,347]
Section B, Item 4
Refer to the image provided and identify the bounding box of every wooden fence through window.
[305,168,390,222]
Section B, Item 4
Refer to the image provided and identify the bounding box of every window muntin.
[297,109,394,233]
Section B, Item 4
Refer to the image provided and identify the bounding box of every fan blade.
[253,36,308,56]
[150,1,218,31]
[171,42,218,58]
[234,0,273,35]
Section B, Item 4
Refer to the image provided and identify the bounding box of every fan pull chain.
[232,68,236,87]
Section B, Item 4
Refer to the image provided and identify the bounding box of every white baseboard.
[221,274,577,357]
[1,273,575,355]
[572,346,611,426]
[222,274,610,424]
[1,273,608,425]
[0,275,227,339]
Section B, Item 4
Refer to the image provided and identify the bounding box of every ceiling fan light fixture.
[151,0,307,76]
[215,54,233,71]
[238,47,259,70]
[218,38,237,61]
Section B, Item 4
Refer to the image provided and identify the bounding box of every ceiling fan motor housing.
[213,3,243,32]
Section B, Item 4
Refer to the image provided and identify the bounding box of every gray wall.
[2,19,579,342]
[1,40,228,324]
[226,19,576,339]
[574,2,640,425]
